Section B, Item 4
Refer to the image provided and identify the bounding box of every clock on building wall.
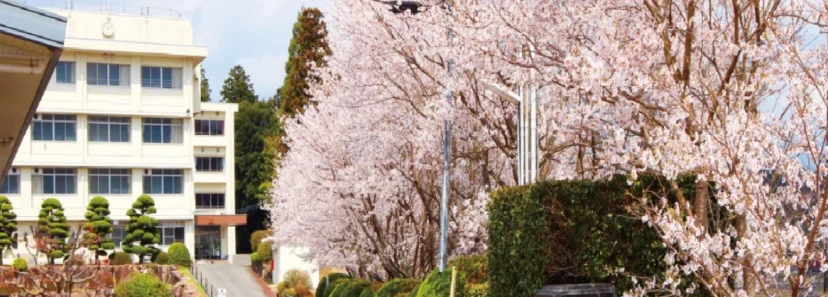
[102,19,115,38]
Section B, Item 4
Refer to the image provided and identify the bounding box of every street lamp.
[373,0,453,273]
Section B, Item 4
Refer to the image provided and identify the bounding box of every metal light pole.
[482,43,539,185]
[374,0,453,273]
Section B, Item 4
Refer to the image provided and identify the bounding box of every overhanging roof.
[0,0,67,184]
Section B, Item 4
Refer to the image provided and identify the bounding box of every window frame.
[55,61,75,84]
[142,169,183,194]
[32,114,77,142]
[159,226,185,246]
[89,168,131,194]
[141,66,183,89]
[0,168,20,194]
[86,63,129,87]
[88,116,131,143]
[195,193,225,209]
[142,118,183,144]
[33,168,77,194]
[195,157,224,172]
[194,119,224,136]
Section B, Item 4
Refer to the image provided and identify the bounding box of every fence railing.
[15,0,183,18]
[189,265,219,297]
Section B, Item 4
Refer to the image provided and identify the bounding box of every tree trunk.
[736,214,755,297]
[693,179,709,231]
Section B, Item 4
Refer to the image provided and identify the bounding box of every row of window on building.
[32,114,224,142]
[54,62,185,90]
[0,167,225,207]
[4,225,186,250]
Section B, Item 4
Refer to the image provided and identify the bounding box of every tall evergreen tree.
[220,65,257,104]
[200,67,212,102]
[83,196,114,261]
[278,7,332,118]
[236,101,280,208]
[37,198,68,264]
[0,196,16,265]
[122,195,160,263]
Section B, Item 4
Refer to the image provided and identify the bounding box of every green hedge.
[318,273,350,297]
[12,258,26,272]
[111,252,133,266]
[153,252,169,265]
[376,278,421,297]
[487,175,705,297]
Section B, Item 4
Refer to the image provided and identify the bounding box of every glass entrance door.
[195,226,222,260]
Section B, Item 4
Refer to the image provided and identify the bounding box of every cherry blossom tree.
[272,1,828,295]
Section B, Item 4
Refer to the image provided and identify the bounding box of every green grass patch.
[178,266,208,297]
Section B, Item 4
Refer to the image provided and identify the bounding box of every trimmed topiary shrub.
[416,269,464,297]
[339,279,371,297]
[12,258,26,271]
[114,273,172,297]
[318,273,350,297]
[359,287,374,297]
[167,242,192,268]
[250,230,268,252]
[283,269,312,289]
[327,278,352,297]
[406,284,420,297]
[154,252,169,265]
[256,241,273,261]
[376,278,421,297]
[112,252,133,265]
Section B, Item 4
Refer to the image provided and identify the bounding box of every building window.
[55,61,75,84]
[33,168,77,194]
[142,118,183,144]
[33,114,77,141]
[195,157,224,172]
[109,226,125,248]
[90,168,131,194]
[0,169,20,194]
[89,116,130,142]
[141,66,183,89]
[196,193,225,209]
[87,63,130,86]
[195,120,224,136]
[143,169,183,194]
[159,226,185,245]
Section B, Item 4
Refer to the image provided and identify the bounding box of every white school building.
[0,3,245,263]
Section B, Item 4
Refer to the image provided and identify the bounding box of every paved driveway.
[196,263,269,297]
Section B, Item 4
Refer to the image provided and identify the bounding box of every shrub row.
[487,174,706,297]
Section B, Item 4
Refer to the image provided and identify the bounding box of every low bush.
[376,278,421,297]
[153,252,169,265]
[167,242,192,268]
[283,269,312,289]
[465,283,488,297]
[250,230,268,252]
[12,258,27,271]
[416,268,465,297]
[250,252,261,263]
[406,284,421,297]
[114,273,172,297]
[318,272,350,297]
[256,241,273,262]
[339,279,371,297]
[328,279,351,297]
[111,252,133,266]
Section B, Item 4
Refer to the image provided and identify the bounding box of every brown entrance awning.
[195,214,247,226]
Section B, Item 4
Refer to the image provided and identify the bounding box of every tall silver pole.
[438,120,450,272]
[439,11,454,272]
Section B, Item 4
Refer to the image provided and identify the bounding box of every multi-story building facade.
[0,5,244,263]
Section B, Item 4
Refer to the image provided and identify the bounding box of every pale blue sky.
[116,0,332,101]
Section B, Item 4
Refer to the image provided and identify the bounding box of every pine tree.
[200,67,212,102]
[0,196,16,265]
[83,196,114,261]
[220,65,257,104]
[278,7,331,118]
[38,198,68,264]
[122,195,160,263]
